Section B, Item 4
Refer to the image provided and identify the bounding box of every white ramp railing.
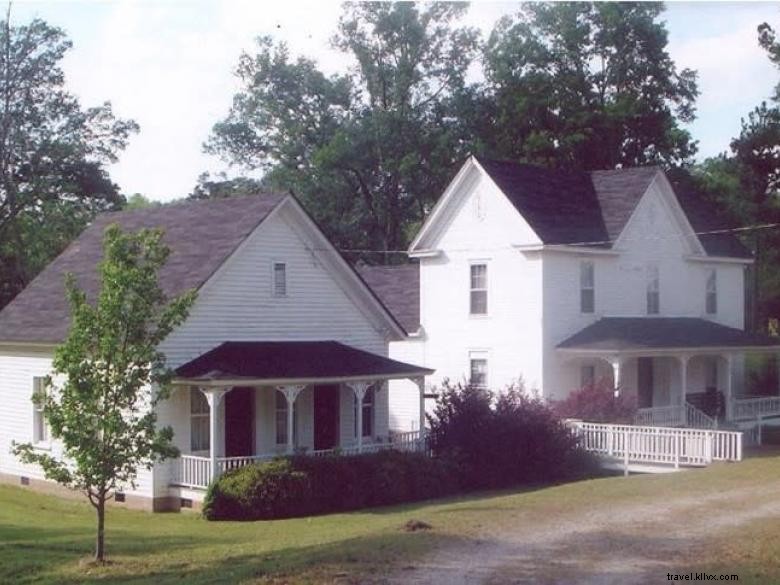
[634,403,716,429]
[569,421,742,473]
[732,396,780,421]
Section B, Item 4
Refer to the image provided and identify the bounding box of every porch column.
[678,354,690,408]
[724,353,734,421]
[200,387,229,482]
[412,377,426,434]
[278,385,305,454]
[348,381,372,452]
[609,357,623,396]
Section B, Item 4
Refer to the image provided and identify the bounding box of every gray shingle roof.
[356,264,420,333]
[175,340,433,381]
[557,317,780,351]
[476,157,751,258]
[0,194,287,344]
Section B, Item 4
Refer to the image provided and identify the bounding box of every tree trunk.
[95,497,106,562]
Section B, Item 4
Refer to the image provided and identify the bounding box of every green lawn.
[2,452,780,584]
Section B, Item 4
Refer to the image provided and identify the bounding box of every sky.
[10,0,780,202]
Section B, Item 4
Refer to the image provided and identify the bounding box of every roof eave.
[173,369,435,388]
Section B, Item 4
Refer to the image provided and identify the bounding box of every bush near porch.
[550,379,637,424]
[204,382,595,521]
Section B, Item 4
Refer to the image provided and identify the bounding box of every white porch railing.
[569,421,742,473]
[634,402,716,429]
[732,396,780,421]
[171,430,425,490]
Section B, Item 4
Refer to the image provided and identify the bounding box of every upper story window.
[580,261,595,314]
[469,263,488,315]
[469,353,488,388]
[273,262,287,297]
[706,269,717,315]
[32,377,49,444]
[190,390,210,452]
[646,265,660,315]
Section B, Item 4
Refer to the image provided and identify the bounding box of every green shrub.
[204,450,455,521]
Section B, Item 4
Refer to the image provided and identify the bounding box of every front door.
[314,385,340,451]
[637,358,654,408]
[224,387,254,457]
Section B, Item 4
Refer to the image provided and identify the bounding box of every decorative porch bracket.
[347,381,372,452]
[608,357,623,397]
[199,387,230,482]
[277,385,306,454]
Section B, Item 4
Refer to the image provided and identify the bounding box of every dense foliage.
[203,451,454,521]
[427,382,594,490]
[0,16,137,310]
[550,379,637,424]
[12,225,196,561]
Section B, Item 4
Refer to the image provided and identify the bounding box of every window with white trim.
[353,386,375,438]
[581,365,596,388]
[273,262,287,297]
[190,390,210,453]
[469,353,488,388]
[275,390,297,445]
[469,264,488,315]
[706,269,717,315]
[32,377,48,444]
[580,261,595,313]
[646,265,660,315]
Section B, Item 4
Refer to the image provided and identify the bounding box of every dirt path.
[388,482,780,584]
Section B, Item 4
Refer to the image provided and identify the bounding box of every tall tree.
[187,171,267,200]
[207,2,479,256]
[13,225,196,562]
[0,15,138,309]
[480,2,698,170]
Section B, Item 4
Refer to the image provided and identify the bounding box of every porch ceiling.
[174,340,433,387]
[556,317,780,356]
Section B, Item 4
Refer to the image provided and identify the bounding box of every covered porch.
[557,318,780,428]
[166,341,433,490]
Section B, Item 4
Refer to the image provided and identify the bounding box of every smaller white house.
[360,157,780,435]
[0,194,431,510]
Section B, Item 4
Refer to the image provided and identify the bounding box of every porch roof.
[174,341,433,386]
[557,317,780,355]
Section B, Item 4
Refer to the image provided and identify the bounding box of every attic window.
[580,261,595,314]
[706,269,717,315]
[273,262,287,297]
[469,264,488,315]
[647,265,660,315]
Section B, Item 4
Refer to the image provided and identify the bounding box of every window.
[190,391,210,453]
[273,262,287,297]
[353,387,375,438]
[646,265,660,315]
[275,391,297,445]
[32,377,48,444]
[580,261,595,313]
[469,264,488,315]
[469,354,488,388]
[706,269,717,315]
[581,365,596,388]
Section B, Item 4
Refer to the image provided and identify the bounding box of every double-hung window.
[190,390,210,453]
[469,353,489,388]
[706,269,717,315]
[32,377,48,444]
[646,265,660,315]
[580,261,595,313]
[273,262,287,297]
[469,264,488,315]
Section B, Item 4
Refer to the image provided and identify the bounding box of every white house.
[0,194,431,510]
[359,157,780,432]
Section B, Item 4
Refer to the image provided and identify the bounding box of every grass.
[2,452,780,584]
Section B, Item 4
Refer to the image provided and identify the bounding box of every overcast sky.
[11,0,780,202]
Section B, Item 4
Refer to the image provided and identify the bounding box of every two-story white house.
[0,194,431,510]
[360,157,780,432]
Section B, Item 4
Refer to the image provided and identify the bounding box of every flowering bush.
[550,378,637,423]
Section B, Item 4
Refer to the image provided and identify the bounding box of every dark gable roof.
[175,340,432,381]
[355,264,420,333]
[557,317,780,351]
[0,194,287,344]
[475,157,751,258]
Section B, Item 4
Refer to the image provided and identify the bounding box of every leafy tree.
[479,2,699,170]
[124,193,161,210]
[0,15,138,309]
[13,225,196,562]
[207,2,479,257]
[187,172,267,200]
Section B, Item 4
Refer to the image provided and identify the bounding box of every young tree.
[480,2,699,170]
[12,225,196,562]
[207,2,479,257]
[0,14,138,310]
